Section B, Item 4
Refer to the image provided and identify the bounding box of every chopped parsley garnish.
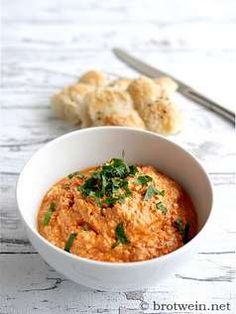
[136,175,153,185]
[129,165,138,176]
[159,190,165,196]
[43,202,56,226]
[64,232,77,252]
[78,157,138,207]
[144,185,165,200]
[156,201,167,215]
[174,219,190,244]
[68,171,84,179]
[112,223,129,248]
[121,149,125,160]
[103,196,125,206]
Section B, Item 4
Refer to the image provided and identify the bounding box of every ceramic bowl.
[17,127,213,291]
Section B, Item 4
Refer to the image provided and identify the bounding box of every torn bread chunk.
[77,100,93,128]
[86,88,145,128]
[86,88,133,122]
[137,98,182,135]
[51,83,93,125]
[154,76,178,95]
[79,70,107,87]
[128,76,163,112]
[51,72,182,134]
[95,109,145,128]
[108,79,132,91]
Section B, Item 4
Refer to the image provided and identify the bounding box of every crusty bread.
[77,99,93,128]
[154,76,178,95]
[51,83,93,125]
[86,88,145,128]
[108,79,132,91]
[128,76,163,112]
[138,98,182,135]
[86,88,133,122]
[51,72,182,134]
[79,70,107,87]
[96,109,145,128]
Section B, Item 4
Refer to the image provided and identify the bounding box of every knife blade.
[113,48,235,124]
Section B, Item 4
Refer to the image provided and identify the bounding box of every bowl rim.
[16,126,214,268]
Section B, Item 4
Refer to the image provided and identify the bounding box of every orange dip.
[37,158,197,262]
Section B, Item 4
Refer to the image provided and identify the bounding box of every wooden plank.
[4,22,236,52]
[2,49,236,110]
[0,253,235,313]
[3,0,236,23]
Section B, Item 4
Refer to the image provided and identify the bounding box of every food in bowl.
[51,70,182,135]
[37,156,197,263]
[18,127,213,290]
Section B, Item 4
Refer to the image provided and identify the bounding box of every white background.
[1,0,235,313]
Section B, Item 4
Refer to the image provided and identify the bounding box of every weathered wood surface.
[1,0,235,313]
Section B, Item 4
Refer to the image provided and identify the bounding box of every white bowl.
[17,127,213,291]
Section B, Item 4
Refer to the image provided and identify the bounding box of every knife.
[113,48,235,124]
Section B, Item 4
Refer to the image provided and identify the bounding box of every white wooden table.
[1,1,235,313]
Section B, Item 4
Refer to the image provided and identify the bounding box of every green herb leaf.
[94,196,102,207]
[136,175,153,185]
[156,201,167,214]
[144,185,165,201]
[123,182,132,197]
[68,171,84,179]
[78,157,138,207]
[129,165,138,176]
[158,189,165,197]
[43,202,56,226]
[144,185,165,200]
[174,219,190,244]
[112,223,129,248]
[174,218,184,234]
[144,185,156,200]
[111,158,130,178]
[121,149,125,160]
[64,232,77,252]
[103,194,126,206]
[78,177,98,196]
[103,197,118,206]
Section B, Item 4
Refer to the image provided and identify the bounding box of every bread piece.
[97,109,145,128]
[128,76,163,111]
[138,98,182,135]
[154,76,178,95]
[86,88,133,122]
[78,100,93,128]
[86,88,145,129]
[79,70,107,87]
[51,83,93,125]
[108,79,132,91]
